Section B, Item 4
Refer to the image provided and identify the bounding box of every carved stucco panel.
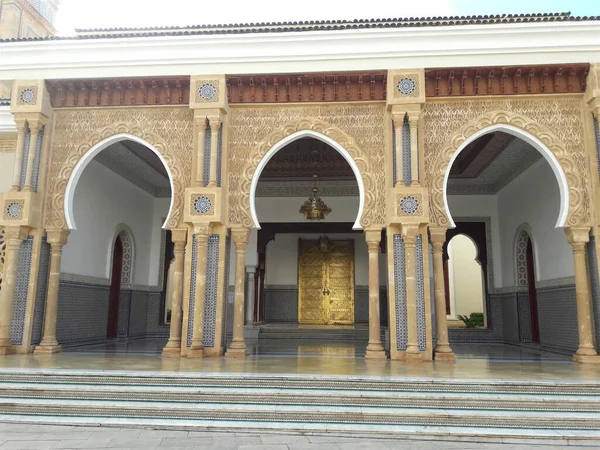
[227,104,386,228]
[423,98,589,227]
[44,108,193,229]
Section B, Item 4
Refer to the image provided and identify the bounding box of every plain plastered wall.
[61,160,170,286]
[0,151,15,192]
[448,234,485,317]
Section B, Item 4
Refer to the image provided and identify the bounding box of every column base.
[187,347,205,358]
[0,346,15,355]
[162,346,181,357]
[405,350,423,362]
[365,349,387,360]
[434,351,456,362]
[573,354,600,364]
[34,344,62,354]
[225,344,247,358]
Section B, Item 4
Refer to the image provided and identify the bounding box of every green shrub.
[458,312,484,328]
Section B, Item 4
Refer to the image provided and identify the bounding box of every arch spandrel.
[425,106,590,228]
[227,109,386,229]
[44,109,193,230]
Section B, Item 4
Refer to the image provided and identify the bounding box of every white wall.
[448,234,485,317]
[0,151,15,193]
[61,160,170,286]
[255,196,359,223]
[497,159,573,285]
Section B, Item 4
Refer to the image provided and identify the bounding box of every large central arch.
[249,130,365,230]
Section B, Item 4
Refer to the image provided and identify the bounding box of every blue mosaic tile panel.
[203,126,211,187]
[203,235,219,348]
[187,234,198,347]
[56,281,110,346]
[537,284,578,352]
[393,235,407,350]
[594,116,600,178]
[415,235,426,351]
[402,117,411,186]
[128,290,149,339]
[449,294,505,343]
[19,128,31,189]
[145,291,169,337]
[391,121,396,185]
[31,238,50,345]
[517,291,533,343]
[11,237,33,345]
[221,235,231,345]
[117,289,132,338]
[216,125,223,188]
[501,293,520,344]
[32,126,44,192]
[587,237,600,351]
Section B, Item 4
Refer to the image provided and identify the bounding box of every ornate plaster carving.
[424,98,589,227]
[44,108,193,229]
[0,227,5,292]
[227,105,386,228]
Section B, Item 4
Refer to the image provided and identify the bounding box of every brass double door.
[298,239,354,325]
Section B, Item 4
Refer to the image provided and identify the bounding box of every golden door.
[298,240,354,325]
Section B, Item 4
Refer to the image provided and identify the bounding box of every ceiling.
[94,141,171,197]
[447,132,542,195]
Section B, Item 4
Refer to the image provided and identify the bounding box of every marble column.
[226,227,249,357]
[22,118,43,192]
[0,226,28,354]
[408,113,419,185]
[245,266,256,325]
[403,224,422,361]
[429,227,455,361]
[365,228,386,359]
[207,116,221,188]
[34,229,69,354]
[162,229,187,356]
[11,119,27,191]
[188,224,209,358]
[393,114,404,187]
[566,227,599,362]
[194,115,207,186]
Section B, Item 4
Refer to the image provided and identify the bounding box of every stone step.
[1,383,600,412]
[257,326,384,341]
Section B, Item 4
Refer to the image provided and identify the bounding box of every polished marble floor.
[0,339,594,382]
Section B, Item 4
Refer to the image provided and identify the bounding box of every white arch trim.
[443,124,569,229]
[64,133,175,231]
[106,223,136,284]
[249,130,365,230]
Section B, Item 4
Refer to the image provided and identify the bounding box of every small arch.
[249,130,365,230]
[107,223,135,284]
[64,133,175,231]
[443,124,569,229]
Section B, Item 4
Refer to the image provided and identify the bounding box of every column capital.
[46,229,69,246]
[170,228,188,245]
[5,225,29,242]
[429,227,448,247]
[406,110,421,125]
[207,113,223,129]
[12,116,28,132]
[565,226,591,246]
[193,223,210,236]
[27,115,46,134]
[401,224,420,246]
[245,265,257,274]
[232,227,250,248]
[391,112,405,128]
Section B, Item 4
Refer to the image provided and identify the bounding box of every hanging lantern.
[299,175,332,221]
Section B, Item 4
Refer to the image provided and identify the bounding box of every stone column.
[0,226,28,354]
[566,227,599,362]
[365,228,386,359]
[207,116,221,188]
[403,224,422,361]
[408,113,419,185]
[226,227,249,357]
[429,227,455,361]
[393,114,404,187]
[245,266,256,325]
[163,229,187,356]
[34,229,69,354]
[195,115,207,186]
[23,118,43,192]
[188,224,210,358]
[11,119,27,191]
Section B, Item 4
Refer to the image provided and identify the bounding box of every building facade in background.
[0,11,600,363]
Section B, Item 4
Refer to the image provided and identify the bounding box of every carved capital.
[170,228,188,245]
[193,223,210,238]
[4,225,29,246]
[207,112,223,130]
[401,224,419,247]
[391,112,405,129]
[428,227,447,249]
[565,226,591,247]
[232,227,250,249]
[407,111,420,128]
[46,229,69,247]
[27,115,46,135]
[365,228,382,252]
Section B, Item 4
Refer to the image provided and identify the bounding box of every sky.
[55,0,600,35]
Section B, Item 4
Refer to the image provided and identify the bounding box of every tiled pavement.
[0,424,597,449]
